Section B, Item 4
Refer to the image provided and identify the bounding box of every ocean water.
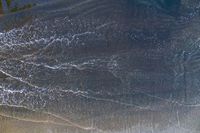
[0,0,200,133]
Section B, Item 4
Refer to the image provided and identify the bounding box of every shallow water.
[1,0,200,133]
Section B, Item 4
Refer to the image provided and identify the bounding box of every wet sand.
[1,0,200,133]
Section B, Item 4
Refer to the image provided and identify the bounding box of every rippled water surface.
[1,0,200,133]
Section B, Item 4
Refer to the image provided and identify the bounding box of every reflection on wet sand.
[0,102,200,133]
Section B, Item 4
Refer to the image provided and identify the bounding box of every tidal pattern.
[0,0,200,133]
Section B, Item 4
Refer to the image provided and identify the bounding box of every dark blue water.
[0,0,200,133]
